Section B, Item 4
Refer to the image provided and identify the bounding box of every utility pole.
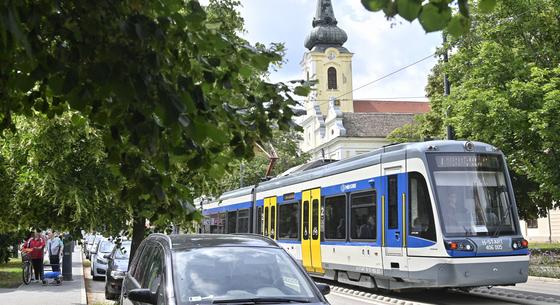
[239,162,244,188]
[443,33,454,140]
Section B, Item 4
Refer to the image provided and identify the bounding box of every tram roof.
[218,140,498,201]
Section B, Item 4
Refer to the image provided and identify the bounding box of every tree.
[0,0,309,258]
[361,0,500,35]
[0,113,125,235]
[390,0,560,219]
[214,130,310,195]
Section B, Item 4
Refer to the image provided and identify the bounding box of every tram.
[201,140,529,290]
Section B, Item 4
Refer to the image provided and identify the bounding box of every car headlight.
[96,258,107,265]
[110,270,126,279]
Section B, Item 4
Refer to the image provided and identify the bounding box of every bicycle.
[21,250,33,285]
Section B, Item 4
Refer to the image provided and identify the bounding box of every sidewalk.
[0,247,87,305]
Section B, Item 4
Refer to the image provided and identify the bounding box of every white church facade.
[299,0,429,161]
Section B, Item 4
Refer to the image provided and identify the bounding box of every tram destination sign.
[431,154,502,171]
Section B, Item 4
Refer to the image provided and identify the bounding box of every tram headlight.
[445,240,475,252]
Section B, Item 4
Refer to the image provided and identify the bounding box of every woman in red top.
[23,232,46,284]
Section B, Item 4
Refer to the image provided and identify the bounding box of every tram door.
[301,188,324,274]
[382,165,409,275]
[263,196,277,240]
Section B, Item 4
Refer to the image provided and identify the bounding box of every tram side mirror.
[316,283,330,296]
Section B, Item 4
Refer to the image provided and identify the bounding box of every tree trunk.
[129,215,146,265]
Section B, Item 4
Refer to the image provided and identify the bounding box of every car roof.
[153,234,280,251]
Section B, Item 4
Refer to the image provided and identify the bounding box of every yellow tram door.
[301,189,324,274]
[264,197,277,240]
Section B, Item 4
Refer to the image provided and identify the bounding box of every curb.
[78,247,87,305]
[528,276,560,283]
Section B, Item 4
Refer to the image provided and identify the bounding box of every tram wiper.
[493,188,512,238]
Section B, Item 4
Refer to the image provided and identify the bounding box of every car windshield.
[99,241,114,253]
[114,242,131,259]
[173,247,317,305]
[429,153,517,237]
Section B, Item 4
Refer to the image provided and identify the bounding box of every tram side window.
[237,209,250,233]
[257,206,263,234]
[350,191,376,240]
[409,172,436,242]
[278,203,299,239]
[210,213,226,234]
[324,196,346,240]
[388,175,398,229]
[227,211,237,233]
[271,206,276,239]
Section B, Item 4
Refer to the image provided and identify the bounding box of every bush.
[529,248,560,278]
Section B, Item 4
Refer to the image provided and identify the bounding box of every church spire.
[304,0,348,50]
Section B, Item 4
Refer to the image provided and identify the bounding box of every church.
[299,0,430,161]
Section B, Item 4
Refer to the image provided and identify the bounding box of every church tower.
[300,0,354,154]
[303,0,354,114]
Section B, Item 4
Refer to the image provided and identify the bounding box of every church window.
[327,67,337,89]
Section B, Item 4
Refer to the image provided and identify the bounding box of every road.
[325,277,560,305]
[83,256,113,305]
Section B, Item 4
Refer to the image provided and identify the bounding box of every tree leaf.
[479,0,497,14]
[447,14,470,37]
[362,0,390,12]
[418,3,452,32]
[397,0,422,22]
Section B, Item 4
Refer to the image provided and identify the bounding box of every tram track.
[316,278,560,305]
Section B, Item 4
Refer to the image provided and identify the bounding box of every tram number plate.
[480,239,505,252]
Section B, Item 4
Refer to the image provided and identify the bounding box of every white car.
[91,239,114,280]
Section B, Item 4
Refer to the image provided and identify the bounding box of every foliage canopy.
[389,0,560,219]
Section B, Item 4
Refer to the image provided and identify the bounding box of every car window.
[114,242,131,259]
[173,247,317,304]
[99,241,115,253]
[132,245,153,283]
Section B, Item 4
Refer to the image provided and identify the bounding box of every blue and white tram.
[201,141,529,290]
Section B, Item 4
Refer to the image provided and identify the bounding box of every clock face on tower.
[327,51,336,60]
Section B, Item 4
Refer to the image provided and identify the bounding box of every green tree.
[362,0,500,35]
[215,130,309,195]
[391,0,560,219]
[1,113,125,234]
[0,0,308,257]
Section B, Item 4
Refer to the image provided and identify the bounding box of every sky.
[232,0,442,101]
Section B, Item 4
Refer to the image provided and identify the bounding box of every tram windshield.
[428,153,517,237]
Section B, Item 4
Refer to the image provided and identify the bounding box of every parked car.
[120,234,330,305]
[86,235,103,260]
[84,235,95,258]
[91,239,114,280]
[105,240,131,300]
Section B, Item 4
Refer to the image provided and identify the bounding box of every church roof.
[342,112,416,138]
[353,100,430,113]
[304,0,348,50]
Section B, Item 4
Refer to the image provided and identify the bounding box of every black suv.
[120,234,330,305]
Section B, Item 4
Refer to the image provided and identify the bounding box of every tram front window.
[429,153,516,237]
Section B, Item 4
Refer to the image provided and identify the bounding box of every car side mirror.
[103,254,111,259]
[316,283,330,296]
[128,288,156,304]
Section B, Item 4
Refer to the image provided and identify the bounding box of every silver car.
[91,239,114,280]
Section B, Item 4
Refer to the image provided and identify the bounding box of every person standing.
[23,231,46,284]
[47,232,63,272]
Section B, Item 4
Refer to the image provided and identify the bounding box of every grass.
[0,258,22,288]
[530,242,560,249]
